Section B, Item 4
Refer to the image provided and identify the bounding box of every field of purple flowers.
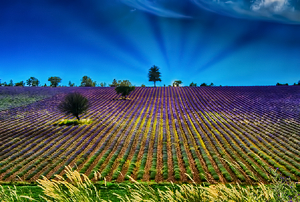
[0,86,299,184]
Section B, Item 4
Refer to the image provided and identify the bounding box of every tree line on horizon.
[1,65,299,87]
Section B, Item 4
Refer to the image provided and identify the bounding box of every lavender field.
[0,86,300,184]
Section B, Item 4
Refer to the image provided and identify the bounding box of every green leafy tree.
[276,83,288,86]
[209,82,214,86]
[115,86,135,99]
[15,81,24,86]
[200,83,208,87]
[100,82,106,87]
[58,92,89,120]
[68,81,75,87]
[32,79,40,86]
[26,77,39,86]
[48,76,62,87]
[189,82,197,87]
[8,80,14,86]
[119,80,132,87]
[148,65,161,87]
[109,79,132,87]
[80,76,96,87]
[109,79,118,87]
[141,84,146,87]
[173,80,182,87]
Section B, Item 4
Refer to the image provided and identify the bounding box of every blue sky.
[0,0,300,86]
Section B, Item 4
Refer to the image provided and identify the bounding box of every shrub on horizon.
[276,82,288,86]
[14,81,24,87]
[189,82,197,87]
[26,77,40,87]
[48,76,62,87]
[80,76,96,87]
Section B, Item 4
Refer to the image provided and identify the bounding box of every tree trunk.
[154,81,156,87]
[76,114,80,120]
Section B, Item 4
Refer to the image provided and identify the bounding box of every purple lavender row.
[79,88,149,175]
[202,87,300,149]
[87,105,144,179]
[148,88,160,180]
[0,115,67,158]
[37,124,104,179]
[0,125,67,166]
[216,116,300,180]
[187,87,272,180]
[165,88,185,180]
[198,88,300,175]
[0,110,71,153]
[136,88,156,180]
[87,88,149,179]
[221,101,300,153]
[204,86,300,141]
[201,104,295,180]
[172,87,222,181]
[226,112,300,163]
[178,88,236,182]
[0,111,65,151]
[169,88,206,180]
[112,89,153,180]
[0,126,73,174]
[3,126,78,180]
[47,124,103,178]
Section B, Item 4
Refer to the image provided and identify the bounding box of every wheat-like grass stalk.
[0,185,35,202]
[37,166,107,202]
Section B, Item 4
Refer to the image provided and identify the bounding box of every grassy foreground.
[1,167,299,202]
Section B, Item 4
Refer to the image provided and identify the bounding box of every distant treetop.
[27,77,40,87]
[276,82,288,86]
[148,65,161,87]
[48,76,62,87]
[80,76,96,87]
[189,82,197,87]
[68,81,75,87]
[173,80,182,87]
[15,81,24,87]
[109,79,132,87]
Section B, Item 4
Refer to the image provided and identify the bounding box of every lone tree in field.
[58,92,89,120]
[48,76,62,87]
[148,65,161,87]
[115,86,135,99]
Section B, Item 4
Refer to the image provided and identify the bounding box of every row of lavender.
[0,86,299,183]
